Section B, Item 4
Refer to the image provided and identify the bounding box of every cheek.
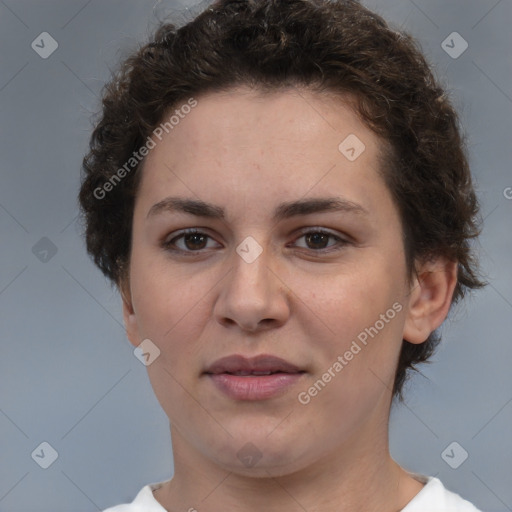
[131,268,210,422]
[131,246,197,327]
[129,261,210,375]
[307,261,406,384]
[311,265,396,337]
[301,278,405,420]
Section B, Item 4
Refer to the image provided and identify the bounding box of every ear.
[120,277,140,348]
[403,257,458,344]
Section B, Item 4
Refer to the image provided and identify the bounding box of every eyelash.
[161,228,350,256]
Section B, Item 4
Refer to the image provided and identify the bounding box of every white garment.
[102,475,483,512]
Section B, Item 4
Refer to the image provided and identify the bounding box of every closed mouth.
[204,354,304,376]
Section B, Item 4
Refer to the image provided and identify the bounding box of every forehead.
[162,86,376,160]
[136,86,391,223]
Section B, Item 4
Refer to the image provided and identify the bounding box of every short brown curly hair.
[79,0,485,399]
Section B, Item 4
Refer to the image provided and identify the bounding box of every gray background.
[0,0,511,511]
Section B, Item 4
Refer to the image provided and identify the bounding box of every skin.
[121,86,457,512]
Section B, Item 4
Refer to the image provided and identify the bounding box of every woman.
[79,0,485,510]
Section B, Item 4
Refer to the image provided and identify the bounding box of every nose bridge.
[214,233,289,331]
[230,234,272,299]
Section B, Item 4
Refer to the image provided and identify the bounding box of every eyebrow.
[146,196,369,222]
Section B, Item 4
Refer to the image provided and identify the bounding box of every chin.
[215,451,311,479]
[201,428,314,478]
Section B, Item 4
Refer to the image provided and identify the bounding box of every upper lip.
[204,354,304,375]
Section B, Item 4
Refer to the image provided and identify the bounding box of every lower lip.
[207,373,304,400]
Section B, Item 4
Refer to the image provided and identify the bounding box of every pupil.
[185,233,206,250]
[307,232,328,249]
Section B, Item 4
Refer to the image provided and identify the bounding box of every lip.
[204,354,305,401]
[205,354,303,375]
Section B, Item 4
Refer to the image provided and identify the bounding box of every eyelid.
[290,227,349,251]
[292,226,347,240]
[162,228,221,253]
[161,226,351,255]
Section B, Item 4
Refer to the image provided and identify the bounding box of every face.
[122,86,420,476]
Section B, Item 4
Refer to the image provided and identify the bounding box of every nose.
[213,239,291,333]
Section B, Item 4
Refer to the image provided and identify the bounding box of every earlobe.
[403,258,458,344]
[120,280,140,348]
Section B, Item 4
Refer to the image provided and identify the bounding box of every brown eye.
[180,232,208,251]
[162,227,349,257]
[304,232,331,250]
[293,229,347,252]
[162,229,220,254]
